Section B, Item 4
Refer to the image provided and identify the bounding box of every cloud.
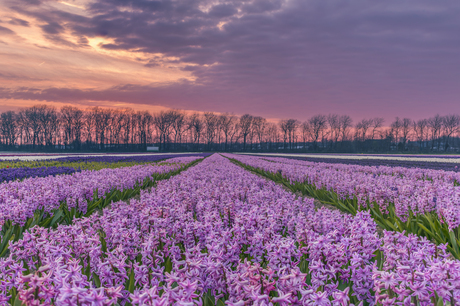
[0,72,48,81]
[8,17,30,26]
[2,0,460,121]
[208,4,238,18]
[0,25,15,35]
[41,21,64,34]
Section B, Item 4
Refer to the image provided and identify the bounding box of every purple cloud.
[2,0,460,121]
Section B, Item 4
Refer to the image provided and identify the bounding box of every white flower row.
[239,152,460,164]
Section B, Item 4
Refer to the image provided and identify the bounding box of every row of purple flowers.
[0,154,209,183]
[1,154,457,305]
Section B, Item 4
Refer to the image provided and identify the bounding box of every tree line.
[0,104,459,153]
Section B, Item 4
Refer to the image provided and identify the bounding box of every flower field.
[0,154,209,183]
[0,154,459,305]
[227,154,460,259]
[0,155,203,258]
[286,156,460,172]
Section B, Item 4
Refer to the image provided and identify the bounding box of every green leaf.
[13,296,24,306]
[206,295,215,306]
[92,272,101,287]
[49,210,64,228]
[126,268,135,293]
[99,233,108,253]
[417,222,435,238]
[164,256,172,273]
[449,231,460,257]
[383,219,398,232]
[216,299,226,306]
[0,227,13,253]
[85,259,91,278]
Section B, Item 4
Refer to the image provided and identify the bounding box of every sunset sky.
[1,0,459,122]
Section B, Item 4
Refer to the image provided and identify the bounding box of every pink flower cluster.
[0,154,459,305]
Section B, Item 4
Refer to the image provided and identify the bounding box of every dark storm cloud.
[4,0,460,120]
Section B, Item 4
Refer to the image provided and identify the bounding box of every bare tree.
[239,114,253,150]
[83,108,95,147]
[252,116,267,151]
[93,108,113,148]
[130,111,138,145]
[0,111,17,146]
[428,114,442,151]
[48,110,60,147]
[188,113,204,150]
[121,109,134,147]
[220,114,236,151]
[61,106,83,148]
[171,110,186,150]
[309,115,327,150]
[442,114,460,151]
[137,111,153,149]
[17,110,28,146]
[39,106,58,147]
[339,115,353,143]
[390,117,402,146]
[279,119,289,149]
[286,119,298,150]
[110,110,125,145]
[204,112,219,149]
[370,118,385,140]
[153,111,173,150]
[266,122,278,151]
[301,121,312,150]
[327,114,341,147]
[401,118,412,149]
[355,119,372,142]
[413,119,428,151]
[61,106,75,147]
[25,105,55,147]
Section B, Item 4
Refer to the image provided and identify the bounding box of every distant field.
[242,152,460,172]
[0,152,201,161]
[242,152,460,162]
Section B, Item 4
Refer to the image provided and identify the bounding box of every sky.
[0,0,460,122]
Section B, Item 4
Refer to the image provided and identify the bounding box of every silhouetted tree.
[309,115,327,150]
[239,114,253,150]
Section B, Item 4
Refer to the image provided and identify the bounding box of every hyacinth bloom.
[0,153,209,183]
[0,154,459,305]
[0,166,80,183]
[0,155,202,227]
[279,155,460,172]
[227,154,460,231]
